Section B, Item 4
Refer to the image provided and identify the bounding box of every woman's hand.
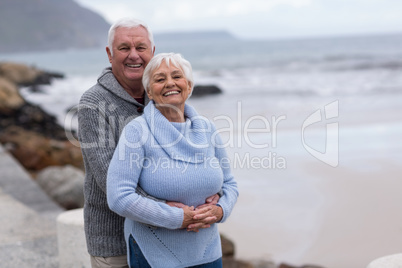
[180,206,196,229]
[186,205,223,232]
[180,205,222,232]
[169,193,222,232]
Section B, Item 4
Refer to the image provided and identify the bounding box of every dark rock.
[223,259,276,268]
[0,103,68,140]
[223,258,254,268]
[192,85,223,97]
[220,234,276,268]
[221,233,236,257]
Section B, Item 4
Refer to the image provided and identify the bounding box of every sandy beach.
[218,155,402,268]
[211,95,402,268]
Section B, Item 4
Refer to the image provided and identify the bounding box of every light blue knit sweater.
[107,101,238,268]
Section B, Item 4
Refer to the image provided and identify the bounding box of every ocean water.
[2,33,402,266]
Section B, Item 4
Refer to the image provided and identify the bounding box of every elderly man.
[78,18,219,268]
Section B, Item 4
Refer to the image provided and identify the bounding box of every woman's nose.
[166,77,175,87]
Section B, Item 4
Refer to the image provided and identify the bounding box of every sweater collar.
[97,67,149,107]
[143,101,212,163]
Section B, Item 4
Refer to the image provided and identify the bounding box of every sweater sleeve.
[107,122,184,230]
[212,125,239,223]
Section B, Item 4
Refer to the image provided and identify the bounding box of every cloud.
[77,0,313,23]
[75,0,402,39]
[150,0,313,21]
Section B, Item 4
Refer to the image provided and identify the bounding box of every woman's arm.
[107,122,184,230]
[213,130,239,223]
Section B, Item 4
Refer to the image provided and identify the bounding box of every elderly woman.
[107,53,238,268]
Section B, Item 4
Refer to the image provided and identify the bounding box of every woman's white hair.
[107,17,154,56]
[142,53,194,98]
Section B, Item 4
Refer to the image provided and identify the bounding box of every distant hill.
[154,30,238,43]
[0,0,111,53]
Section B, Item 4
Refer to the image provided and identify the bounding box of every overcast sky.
[75,0,402,39]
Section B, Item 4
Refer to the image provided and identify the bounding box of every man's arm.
[78,99,115,194]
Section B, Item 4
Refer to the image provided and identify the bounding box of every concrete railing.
[367,253,402,268]
[57,208,90,268]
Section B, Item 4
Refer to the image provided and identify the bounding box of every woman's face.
[147,60,191,110]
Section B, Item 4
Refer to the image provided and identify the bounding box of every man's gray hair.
[108,17,155,56]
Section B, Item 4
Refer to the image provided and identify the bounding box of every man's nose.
[128,49,140,59]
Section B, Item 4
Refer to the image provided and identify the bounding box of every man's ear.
[106,47,112,63]
[187,82,192,95]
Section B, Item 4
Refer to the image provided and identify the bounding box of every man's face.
[106,26,154,93]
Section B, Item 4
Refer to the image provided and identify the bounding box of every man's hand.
[166,192,219,209]
[166,201,186,208]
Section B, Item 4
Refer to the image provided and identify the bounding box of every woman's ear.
[147,89,153,100]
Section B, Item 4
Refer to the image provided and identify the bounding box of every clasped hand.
[167,194,223,232]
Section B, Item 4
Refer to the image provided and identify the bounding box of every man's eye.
[119,47,129,51]
[137,47,146,51]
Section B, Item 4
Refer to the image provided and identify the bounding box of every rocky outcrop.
[0,62,67,139]
[0,62,82,174]
[0,62,63,86]
[0,126,83,171]
[0,76,24,113]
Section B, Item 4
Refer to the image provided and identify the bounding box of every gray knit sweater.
[78,67,150,257]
